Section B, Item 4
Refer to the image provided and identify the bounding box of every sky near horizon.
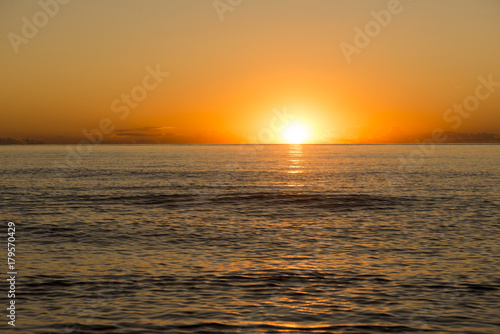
[1,0,500,144]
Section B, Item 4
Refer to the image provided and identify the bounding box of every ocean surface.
[1,144,499,334]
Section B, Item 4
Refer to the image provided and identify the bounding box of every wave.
[45,191,415,212]
[43,321,420,334]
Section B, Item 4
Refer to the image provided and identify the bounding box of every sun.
[283,122,310,144]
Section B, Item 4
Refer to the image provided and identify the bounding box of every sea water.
[1,144,499,333]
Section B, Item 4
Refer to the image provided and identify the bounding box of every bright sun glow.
[283,122,310,144]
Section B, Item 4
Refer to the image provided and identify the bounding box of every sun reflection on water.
[287,144,303,175]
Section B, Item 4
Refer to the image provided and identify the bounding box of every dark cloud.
[113,126,174,134]
[113,133,159,137]
[0,137,44,145]
[441,132,500,143]
[358,129,500,144]
[0,137,22,145]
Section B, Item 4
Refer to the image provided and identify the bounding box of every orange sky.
[1,0,500,144]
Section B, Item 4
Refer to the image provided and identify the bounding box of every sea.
[1,144,499,334]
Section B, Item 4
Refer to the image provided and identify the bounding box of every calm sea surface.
[1,145,499,333]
